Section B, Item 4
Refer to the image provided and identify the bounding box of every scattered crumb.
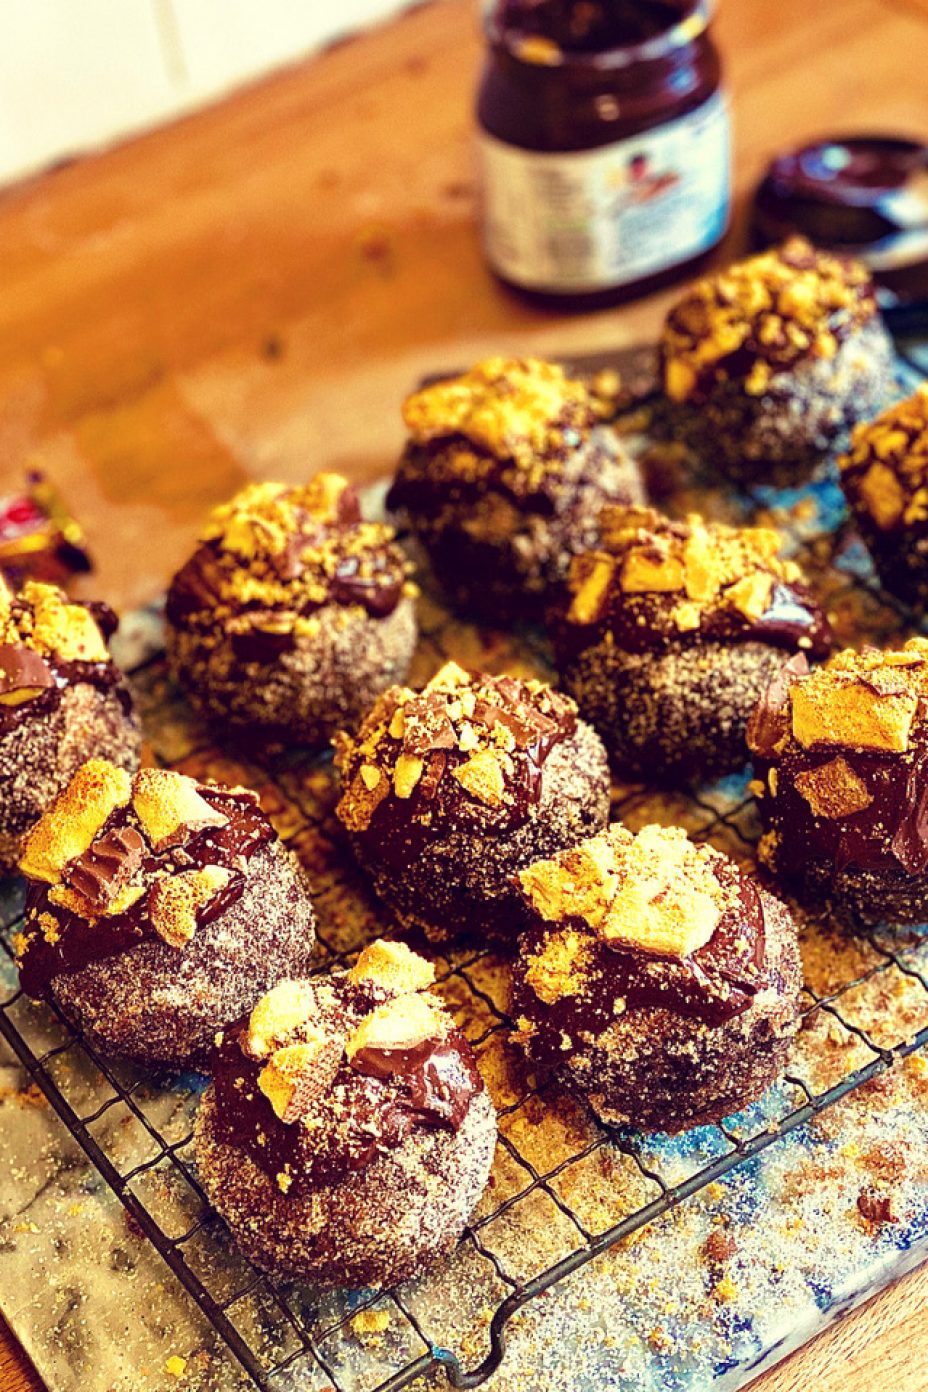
[351,1307,391,1337]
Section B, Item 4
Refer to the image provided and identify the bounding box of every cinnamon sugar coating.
[511,824,802,1132]
[840,386,928,610]
[551,506,831,784]
[165,474,418,747]
[388,357,644,621]
[195,942,495,1287]
[334,662,610,945]
[749,639,928,925]
[15,761,316,1066]
[0,576,140,871]
[660,239,893,483]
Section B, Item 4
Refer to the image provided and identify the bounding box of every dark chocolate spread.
[18,785,273,999]
[477,0,729,306]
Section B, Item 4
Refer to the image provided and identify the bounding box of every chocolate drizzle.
[18,785,274,999]
[351,1039,477,1129]
[513,861,769,1063]
[209,981,484,1194]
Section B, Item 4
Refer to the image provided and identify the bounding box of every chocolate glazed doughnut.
[549,505,832,785]
[334,661,610,945]
[511,824,802,1133]
[660,237,895,485]
[165,473,418,750]
[839,385,928,612]
[749,639,928,927]
[387,357,644,623]
[15,761,317,1067]
[194,940,496,1288]
[0,576,140,872]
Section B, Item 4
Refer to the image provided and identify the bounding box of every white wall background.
[0,0,418,185]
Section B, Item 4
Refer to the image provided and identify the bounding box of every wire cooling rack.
[1,347,928,1392]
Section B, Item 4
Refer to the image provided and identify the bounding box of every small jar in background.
[476,0,731,308]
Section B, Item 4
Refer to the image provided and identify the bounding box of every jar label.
[478,89,731,293]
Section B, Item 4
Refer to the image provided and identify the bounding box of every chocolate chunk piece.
[0,644,55,706]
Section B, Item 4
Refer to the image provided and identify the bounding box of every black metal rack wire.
[1,349,927,1392]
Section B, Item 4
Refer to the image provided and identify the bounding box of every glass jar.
[476,0,731,308]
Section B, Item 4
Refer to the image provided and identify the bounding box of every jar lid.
[751,136,928,296]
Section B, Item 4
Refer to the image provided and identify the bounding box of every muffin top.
[15,760,275,998]
[840,385,928,531]
[0,576,123,729]
[165,474,414,661]
[389,356,625,509]
[661,237,877,404]
[208,939,485,1195]
[512,824,769,1056]
[552,505,832,661]
[749,640,928,876]
[334,659,579,856]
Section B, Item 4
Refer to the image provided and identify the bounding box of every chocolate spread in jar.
[477,0,731,307]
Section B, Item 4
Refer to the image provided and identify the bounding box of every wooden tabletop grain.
[2,1,928,1388]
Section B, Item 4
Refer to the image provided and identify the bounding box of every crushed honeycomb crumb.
[519,824,736,968]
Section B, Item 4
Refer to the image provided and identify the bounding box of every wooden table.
[2,0,928,1387]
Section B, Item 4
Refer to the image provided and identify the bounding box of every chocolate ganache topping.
[165,474,414,663]
[512,824,769,1060]
[208,940,484,1195]
[0,575,126,734]
[387,356,629,517]
[551,505,832,664]
[14,760,274,998]
[661,236,878,404]
[748,639,928,879]
[334,660,578,862]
